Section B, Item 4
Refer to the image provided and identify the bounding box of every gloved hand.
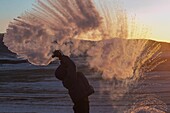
[52,50,63,58]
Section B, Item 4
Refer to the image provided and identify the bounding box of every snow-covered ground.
[0,58,170,113]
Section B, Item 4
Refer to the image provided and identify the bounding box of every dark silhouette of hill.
[0,33,27,64]
[0,33,15,54]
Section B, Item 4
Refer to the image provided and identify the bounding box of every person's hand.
[52,50,63,58]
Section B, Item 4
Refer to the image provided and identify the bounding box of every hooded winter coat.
[55,55,94,103]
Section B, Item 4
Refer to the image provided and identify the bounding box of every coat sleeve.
[61,56,77,89]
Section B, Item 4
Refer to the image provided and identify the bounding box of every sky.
[122,0,170,42]
[0,0,170,42]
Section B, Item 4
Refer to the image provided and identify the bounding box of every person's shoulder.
[63,55,69,58]
[61,55,76,66]
[62,55,70,59]
[61,55,71,63]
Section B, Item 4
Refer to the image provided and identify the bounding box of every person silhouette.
[52,50,94,113]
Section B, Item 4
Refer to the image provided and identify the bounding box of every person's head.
[52,50,63,59]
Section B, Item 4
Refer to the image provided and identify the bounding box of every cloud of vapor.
[4,0,102,65]
[86,38,147,80]
[3,0,151,66]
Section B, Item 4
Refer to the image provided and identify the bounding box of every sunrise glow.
[0,0,170,42]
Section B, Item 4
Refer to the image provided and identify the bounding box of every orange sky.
[122,0,170,42]
[0,0,170,42]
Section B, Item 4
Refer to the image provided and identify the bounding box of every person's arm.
[61,55,77,83]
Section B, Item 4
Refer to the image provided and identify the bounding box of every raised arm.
[60,55,77,83]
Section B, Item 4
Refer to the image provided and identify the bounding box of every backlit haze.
[0,0,170,42]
